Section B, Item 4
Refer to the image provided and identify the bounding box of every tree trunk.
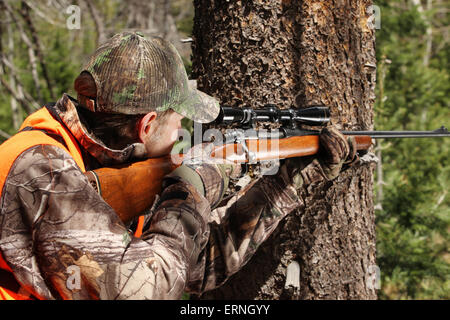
[192,0,377,300]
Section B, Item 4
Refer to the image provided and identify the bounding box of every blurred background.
[0,0,448,299]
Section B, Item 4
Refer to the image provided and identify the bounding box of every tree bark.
[192,0,377,300]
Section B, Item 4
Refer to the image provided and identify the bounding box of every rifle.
[85,105,450,224]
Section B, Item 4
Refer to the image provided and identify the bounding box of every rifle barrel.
[342,126,449,138]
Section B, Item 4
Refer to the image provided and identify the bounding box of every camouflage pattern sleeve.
[0,144,211,300]
[185,168,304,293]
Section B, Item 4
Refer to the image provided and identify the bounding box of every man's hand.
[281,126,359,190]
[163,143,241,208]
[317,126,359,180]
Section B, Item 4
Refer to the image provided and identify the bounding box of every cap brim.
[172,86,220,124]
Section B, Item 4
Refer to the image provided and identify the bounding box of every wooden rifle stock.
[86,135,372,224]
[85,155,182,224]
[210,135,372,161]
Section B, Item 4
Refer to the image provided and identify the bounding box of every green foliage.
[45,31,81,99]
[171,0,195,36]
[374,0,450,300]
[0,93,14,136]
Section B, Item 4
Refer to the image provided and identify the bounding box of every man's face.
[141,110,184,158]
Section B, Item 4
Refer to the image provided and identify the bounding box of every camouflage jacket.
[0,94,305,300]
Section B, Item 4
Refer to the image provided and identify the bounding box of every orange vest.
[0,106,144,300]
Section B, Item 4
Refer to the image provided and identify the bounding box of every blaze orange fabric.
[134,216,145,238]
[0,107,144,299]
[0,108,81,300]
[0,286,29,300]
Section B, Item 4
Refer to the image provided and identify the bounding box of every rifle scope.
[216,104,330,127]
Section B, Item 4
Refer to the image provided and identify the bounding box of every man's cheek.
[170,128,182,143]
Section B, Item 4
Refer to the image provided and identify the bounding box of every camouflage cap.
[81,31,220,123]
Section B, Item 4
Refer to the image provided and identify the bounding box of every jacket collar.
[53,94,148,166]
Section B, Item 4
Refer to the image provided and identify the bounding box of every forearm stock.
[210,135,372,162]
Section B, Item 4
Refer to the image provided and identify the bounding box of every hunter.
[0,32,357,299]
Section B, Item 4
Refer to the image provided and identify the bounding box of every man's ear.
[138,111,158,142]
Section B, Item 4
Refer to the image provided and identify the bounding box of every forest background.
[0,0,448,299]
